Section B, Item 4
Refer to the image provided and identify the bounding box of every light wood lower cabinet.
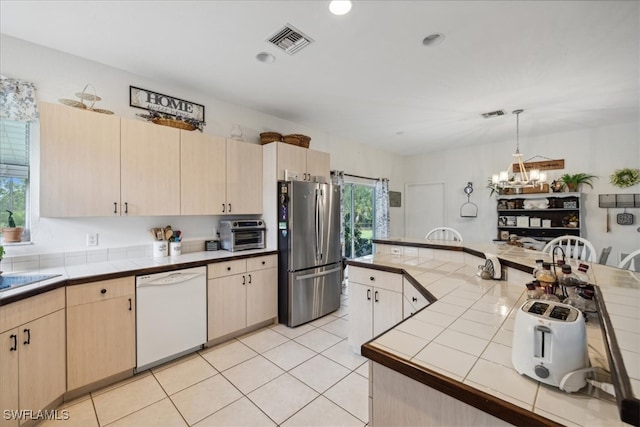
[348,267,403,354]
[208,255,277,340]
[66,277,135,391]
[0,289,66,427]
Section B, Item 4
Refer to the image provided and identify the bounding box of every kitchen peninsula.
[347,238,639,426]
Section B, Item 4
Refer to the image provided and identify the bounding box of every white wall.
[403,121,640,265]
[1,34,404,256]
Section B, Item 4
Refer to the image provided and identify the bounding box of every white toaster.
[512,300,588,392]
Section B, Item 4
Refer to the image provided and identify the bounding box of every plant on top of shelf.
[559,173,598,192]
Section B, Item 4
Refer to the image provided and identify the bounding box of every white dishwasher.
[136,266,207,371]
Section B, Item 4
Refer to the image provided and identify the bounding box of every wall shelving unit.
[496,192,583,242]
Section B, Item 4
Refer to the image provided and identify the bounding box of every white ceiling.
[1,1,638,155]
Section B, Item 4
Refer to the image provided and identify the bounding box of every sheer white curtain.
[0,75,39,121]
[375,178,390,238]
[330,170,346,256]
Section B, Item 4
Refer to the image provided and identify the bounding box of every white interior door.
[405,182,445,239]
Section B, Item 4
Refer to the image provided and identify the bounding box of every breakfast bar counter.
[347,238,639,426]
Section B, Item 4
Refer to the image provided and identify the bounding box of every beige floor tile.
[281,396,364,427]
[295,328,343,353]
[38,398,98,427]
[104,398,187,427]
[321,339,368,370]
[262,340,316,371]
[324,372,369,423]
[270,322,316,339]
[171,374,242,425]
[92,375,166,426]
[199,340,258,372]
[333,305,349,317]
[355,362,369,379]
[309,314,338,328]
[91,370,152,397]
[153,354,217,395]
[222,355,284,394]
[247,373,318,425]
[290,355,351,393]
[193,397,276,427]
[320,318,349,338]
[239,328,290,353]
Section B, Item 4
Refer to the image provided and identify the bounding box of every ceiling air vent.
[481,110,505,119]
[267,24,314,55]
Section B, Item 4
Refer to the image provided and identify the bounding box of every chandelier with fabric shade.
[490,109,547,192]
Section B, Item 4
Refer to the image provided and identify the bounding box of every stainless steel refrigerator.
[277,180,342,327]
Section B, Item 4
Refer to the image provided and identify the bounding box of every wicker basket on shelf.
[259,132,283,144]
[283,134,311,148]
[151,117,196,131]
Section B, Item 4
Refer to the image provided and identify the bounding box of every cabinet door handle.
[248,274,252,284]
[369,276,375,281]
[128,298,132,311]
[242,275,246,285]
[227,266,231,271]
[101,288,107,294]
[124,202,128,214]
[9,334,17,351]
[113,202,118,214]
[374,291,379,303]
[262,261,266,265]
[228,204,232,213]
[222,204,226,213]
[23,328,31,345]
[367,289,371,300]
[412,296,417,302]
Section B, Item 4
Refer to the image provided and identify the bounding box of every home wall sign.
[129,86,205,122]
[512,159,565,173]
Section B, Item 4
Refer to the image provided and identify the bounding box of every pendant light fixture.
[491,109,547,192]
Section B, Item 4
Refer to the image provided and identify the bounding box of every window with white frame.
[0,118,30,238]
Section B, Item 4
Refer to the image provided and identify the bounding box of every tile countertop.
[0,248,277,306]
[351,238,640,426]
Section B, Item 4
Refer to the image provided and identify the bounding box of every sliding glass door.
[344,182,375,258]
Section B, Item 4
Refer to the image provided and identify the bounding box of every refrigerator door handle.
[315,189,321,260]
[319,188,324,261]
[295,267,342,281]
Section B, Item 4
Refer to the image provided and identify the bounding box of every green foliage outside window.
[344,184,374,258]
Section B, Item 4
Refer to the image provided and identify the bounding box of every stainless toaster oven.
[219,220,265,251]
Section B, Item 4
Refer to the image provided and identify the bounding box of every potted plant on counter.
[559,173,597,192]
[2,210,24,243]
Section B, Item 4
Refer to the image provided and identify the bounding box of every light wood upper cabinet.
[121,118,180,216]
[40,102,121,217]
[226,140,263,215]
[306,149,330,181]
[0,289,66,427]
[266,142,330,182]
[181,132,226,215]
[66,277,136,391]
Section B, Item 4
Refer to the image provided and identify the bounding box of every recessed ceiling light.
[256,52,275,63]
[422,33,445,47]
[396,131,405,135]
[329,0,352,16]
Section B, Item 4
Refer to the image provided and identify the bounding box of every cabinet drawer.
[208,259,246,278]
[67,277,134,307]
[403,280,429,308]
[0,287,65,332]
[247,254,277,271]
[349,267,402,293]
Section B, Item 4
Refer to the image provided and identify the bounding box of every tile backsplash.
[0,239,209,273]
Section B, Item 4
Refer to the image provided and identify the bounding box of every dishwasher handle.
[137,272,204,288]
